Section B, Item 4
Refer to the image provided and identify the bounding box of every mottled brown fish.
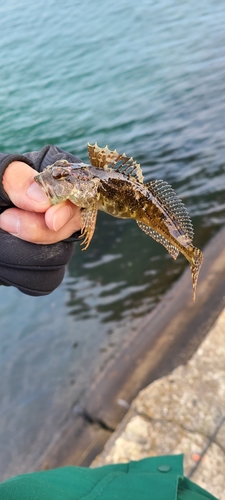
[35,143,203,301]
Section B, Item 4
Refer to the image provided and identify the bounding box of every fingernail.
[27,183,49,203]
[53,206,73,231]
[0,212,20,235]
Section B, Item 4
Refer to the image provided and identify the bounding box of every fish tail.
[188,247,203,302]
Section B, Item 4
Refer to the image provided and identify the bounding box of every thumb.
[3,161,51,212]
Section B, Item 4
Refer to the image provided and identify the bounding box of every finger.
[44,200,81,232]
[3,161,51,212]
[0,207,81,244]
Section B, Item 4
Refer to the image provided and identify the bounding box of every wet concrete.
[92,306,225,499]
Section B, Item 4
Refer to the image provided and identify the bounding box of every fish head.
[34,161,96,206]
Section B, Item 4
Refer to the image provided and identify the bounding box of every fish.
[35,143,203,301]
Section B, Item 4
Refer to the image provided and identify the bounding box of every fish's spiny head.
[35,163,76,203]
[35,161,100,207]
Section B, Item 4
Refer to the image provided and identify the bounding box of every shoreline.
[91,299,225,498]
[35,225,225,471]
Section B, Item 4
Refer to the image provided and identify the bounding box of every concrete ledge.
[92,307,225,499]
[36,415,112,470]
[36,226,225,472]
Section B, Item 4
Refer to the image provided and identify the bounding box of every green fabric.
[0,455,218,500]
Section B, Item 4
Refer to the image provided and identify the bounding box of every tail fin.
[190,247,203,302]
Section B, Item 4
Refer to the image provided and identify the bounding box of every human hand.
[0,161,81,244]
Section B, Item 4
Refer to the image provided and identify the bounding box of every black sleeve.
[0,145,82,296]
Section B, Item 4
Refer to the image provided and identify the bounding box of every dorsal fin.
[87,143,144,183]
[146,180,194,242]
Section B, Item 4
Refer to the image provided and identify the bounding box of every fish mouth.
[34,174,55,200]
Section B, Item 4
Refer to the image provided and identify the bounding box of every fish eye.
[52,167,70,180]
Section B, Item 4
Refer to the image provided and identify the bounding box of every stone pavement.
[92,307,225,499]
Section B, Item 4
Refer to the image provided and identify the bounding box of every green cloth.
[0,455,218,500]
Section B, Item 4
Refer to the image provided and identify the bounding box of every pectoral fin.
[79,205,98,250]
[136,221,179,260]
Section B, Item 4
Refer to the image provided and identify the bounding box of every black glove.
[0,145,82,296]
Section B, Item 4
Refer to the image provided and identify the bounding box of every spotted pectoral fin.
[79,205,98,250]
[87,143,144,183]
[136,221,179,260]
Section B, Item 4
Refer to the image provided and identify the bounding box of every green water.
[0,0,225,478]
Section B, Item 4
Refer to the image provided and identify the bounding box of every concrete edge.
[36,226,225,470]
